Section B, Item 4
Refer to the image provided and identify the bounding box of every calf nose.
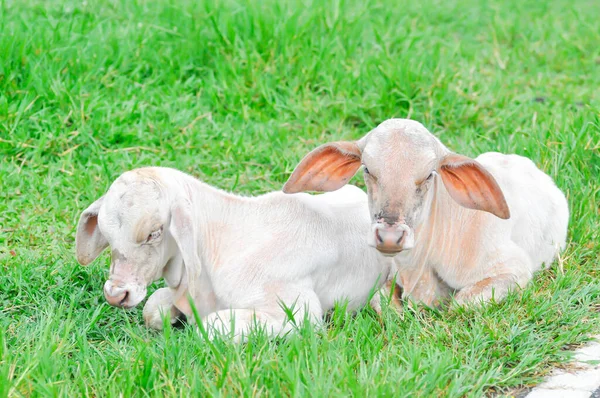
[374,223,406,254]
[103,280,129,307]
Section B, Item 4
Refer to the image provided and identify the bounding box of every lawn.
[1,0,599,396]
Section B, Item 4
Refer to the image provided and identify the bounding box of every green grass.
[1,0,599,396]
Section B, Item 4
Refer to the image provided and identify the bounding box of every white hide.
[396,150,569,304]
[75,167,392,341]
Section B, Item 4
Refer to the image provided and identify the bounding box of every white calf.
[75,167,392,340]
[283,119,569,306]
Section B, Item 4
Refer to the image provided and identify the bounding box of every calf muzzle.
[373,222,409,254]
[104,280,130,307]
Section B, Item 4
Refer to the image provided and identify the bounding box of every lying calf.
[284,119,569,306]
[75,167,392,340]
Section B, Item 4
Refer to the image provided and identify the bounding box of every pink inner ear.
[439,155,510,219]
[85,215,98,235]
[283,141,362,193]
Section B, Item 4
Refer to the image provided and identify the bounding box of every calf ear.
[438,154,510,219]
[76,196,109,265]
[169,198,201,302]
[283,141,362,193]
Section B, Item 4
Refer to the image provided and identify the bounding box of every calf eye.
[417,172,435,188]
[363,165,370,175]
[146,227,162,243]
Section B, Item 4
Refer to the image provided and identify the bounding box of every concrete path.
[523,337,600,398]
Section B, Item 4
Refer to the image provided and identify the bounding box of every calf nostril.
[396,232,405,245]
[376,229,384,244]
[119,291,129,307]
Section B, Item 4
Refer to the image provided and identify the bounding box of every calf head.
[283,119,509,256]
[75,168,200,308]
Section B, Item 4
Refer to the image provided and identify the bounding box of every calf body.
[392,151,569,305]
[284,119,569,305]
[75,167,391,340]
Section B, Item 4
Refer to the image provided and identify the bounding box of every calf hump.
[134,167,162,181]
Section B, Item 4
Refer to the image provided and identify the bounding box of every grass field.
[1,0,599,396]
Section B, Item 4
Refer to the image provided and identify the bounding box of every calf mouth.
[376,247,404,256]
[104,280,148,309]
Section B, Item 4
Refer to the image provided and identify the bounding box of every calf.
[75,167,392,340]
[283,119,569,306]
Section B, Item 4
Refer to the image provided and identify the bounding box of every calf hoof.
[143,306,187,330]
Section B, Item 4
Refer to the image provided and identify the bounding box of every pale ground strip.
[523,336,600,398]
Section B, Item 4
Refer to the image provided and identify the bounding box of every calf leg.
[400,266,452,307]
[454,274,519,305]
[143,287,185,330]
[201,288,323,342]
[454,250,533,305]
[372,265,452,312]
[201,309,295,342]
[370,280,403,314]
